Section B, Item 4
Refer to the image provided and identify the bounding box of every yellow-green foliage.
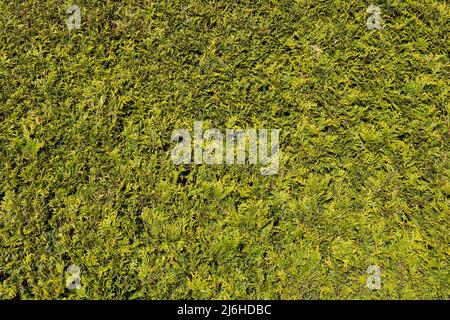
[0,0,449,299]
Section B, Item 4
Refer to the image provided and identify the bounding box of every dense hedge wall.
[0,0,448,299]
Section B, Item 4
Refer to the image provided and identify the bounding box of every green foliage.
[0,0,449,299]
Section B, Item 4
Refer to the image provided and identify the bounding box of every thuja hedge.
[0,0,448,299]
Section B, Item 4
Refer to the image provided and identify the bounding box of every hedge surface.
[0,0,448,299]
